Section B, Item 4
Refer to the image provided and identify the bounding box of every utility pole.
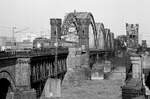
[12,26,16,42]
[54,19,58,76]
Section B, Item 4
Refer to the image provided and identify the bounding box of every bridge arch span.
[62,12,97,49]
[0,71,16,98]
[96,23,106,50]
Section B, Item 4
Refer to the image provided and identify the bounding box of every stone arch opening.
[0,71,16,99]
[89,23,95,48]
[0,78,12,99]
[87,13,97,49]
[105,29,111,50]
[96,23,106,50]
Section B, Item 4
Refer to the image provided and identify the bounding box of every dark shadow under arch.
[0,71,16,99]
[145,72,150,90]
[0,78,12,99]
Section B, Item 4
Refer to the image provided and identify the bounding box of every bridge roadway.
[0,47,68,99]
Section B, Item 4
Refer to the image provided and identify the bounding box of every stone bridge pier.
[122,53,145,99]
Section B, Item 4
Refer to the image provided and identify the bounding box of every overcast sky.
[0,0,150,44]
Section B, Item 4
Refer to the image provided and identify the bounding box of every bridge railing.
[0,47,68,58]
[30,57,67,83]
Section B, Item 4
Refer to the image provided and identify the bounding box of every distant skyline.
[0,0,150,45]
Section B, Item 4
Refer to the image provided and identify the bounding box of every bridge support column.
[130,55,142,79]
[15,58,36,99]
[40,78,61,99]
[122,54,145,99]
